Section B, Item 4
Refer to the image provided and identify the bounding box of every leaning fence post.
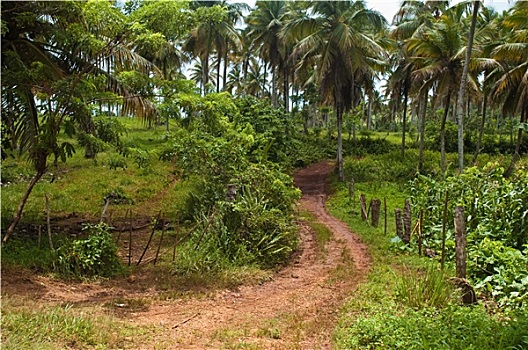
[360,194,368,221]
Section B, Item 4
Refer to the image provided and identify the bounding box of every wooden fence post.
[360,194,368,221]
[349,178,355,205]
[454,206,466,279]
[154,218,165,266]
[403,200,411,244]
[137,212,161,266]
[371,198,382,227]
[441,191,449,270]
[395,208,403,239]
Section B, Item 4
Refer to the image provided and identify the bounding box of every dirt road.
[2,161,371,349]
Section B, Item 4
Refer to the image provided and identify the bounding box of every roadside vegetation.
[2,0,528,349]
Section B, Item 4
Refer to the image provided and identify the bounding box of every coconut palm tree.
[489,1,528,176]
[246,1,290,108]
[406,4,480,173]
[289,0,386,181]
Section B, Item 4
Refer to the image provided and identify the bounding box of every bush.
[54,223,122,278]
[340,304,528,350]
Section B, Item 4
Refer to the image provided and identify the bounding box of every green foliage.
[395,264,455,309]
[471,239,528,309]
[410,165,528,306]
[54,223,122,278]
[339,304,528,350]
[2,304,106,350]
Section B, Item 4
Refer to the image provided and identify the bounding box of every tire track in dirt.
[128,160,371,349]
[1,160,371,349]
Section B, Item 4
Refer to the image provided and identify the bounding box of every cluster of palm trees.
[1,0,527,240]
[180,0,526,179]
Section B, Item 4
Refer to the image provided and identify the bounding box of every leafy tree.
[1,1,158,242]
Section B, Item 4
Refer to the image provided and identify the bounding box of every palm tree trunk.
[336,102,345,182]
[367,92,373,130]
[472,92,488,164]
[216,55,221,93]
[401,83,409,157]
[272,66,277,108]
[456,0,480,173]
[418,90,428,173]
[504,107,526,178]
[3,169,45,243]
[441,93,451,175]
[223,40,229,91]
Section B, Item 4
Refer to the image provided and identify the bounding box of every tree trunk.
[440,93,451,175]
[216,54,221,93]
[454,206,467,279]
[336,102,345,181]
[271,66,277,108]
[473,92,488,165]
[367,92,373,130]
[223,40,229,91]
[395,208,403,239]
[3,170,45,243]
[371,198,381,227]
[456,0,480,173]
[418,90,427,173]
[504,107,526,177]
[401,82,409,157]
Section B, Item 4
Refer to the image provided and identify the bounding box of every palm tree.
[456,1,481,173]
[184,5,240,95]
[289,0,386,181]
[489,2,528,176]
[247,1,289,108]
[1,1,159,242]
[406,4,480,173]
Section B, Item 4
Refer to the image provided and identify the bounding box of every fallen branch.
[172,313,200,329]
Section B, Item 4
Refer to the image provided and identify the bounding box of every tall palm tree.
[289,0,386,181]
[489,1,528,176]
[456,0,481,173]
[184,5,240,95]
[406,4,480,173]
[247,1,289,108]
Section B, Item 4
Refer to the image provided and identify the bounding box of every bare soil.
[2,160,371,349]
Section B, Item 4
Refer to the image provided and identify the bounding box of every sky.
[231,0,515,24]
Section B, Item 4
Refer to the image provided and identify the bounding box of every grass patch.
[299,211,332,258]
[1,296,156,350]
